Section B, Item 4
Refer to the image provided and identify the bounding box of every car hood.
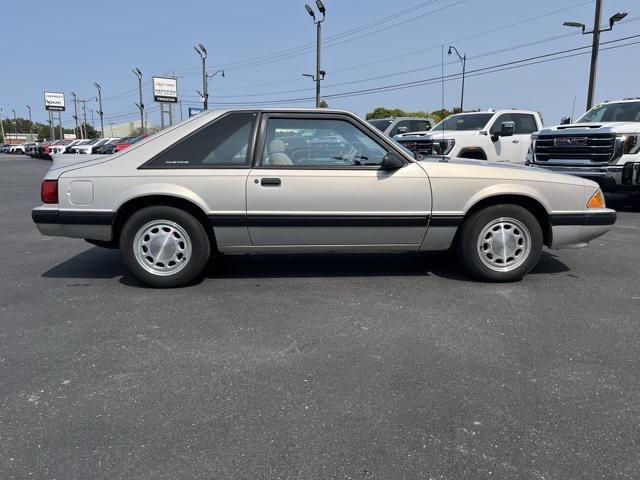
[396,130,480,140]
[539,121,640,135]
[418,157,589,187]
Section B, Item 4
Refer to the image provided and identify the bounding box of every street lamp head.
[447,46,453,55]
[198,43,208,57]
[133,68,142,78]
[315,0,326,14]
[319,69,326,78]
[305,4,315,19]
[94,82,101,90]
[221,70,226,78]
[563,21,585,30]
[609,12,628,26]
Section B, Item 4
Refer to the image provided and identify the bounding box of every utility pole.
[133,68,144,134]
[564,3,628,110]
[26,105,33,141]
[58,112,63,140]
[71,92,80,138]
[94,83,104,138]
[194,44,208,109]
[81,100,89,136]
[48,111,54,140]
[304,1,326,107]
[0,108,6,143]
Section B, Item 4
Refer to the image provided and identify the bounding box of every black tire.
[456,204,543,282]
[119,206,211,288]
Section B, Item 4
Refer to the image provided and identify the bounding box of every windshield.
[369,119,394,132]
[576,101,640,123]
[432,113,494,131]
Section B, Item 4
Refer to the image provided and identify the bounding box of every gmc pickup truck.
[394,110,543,164]
[529,98,640,210]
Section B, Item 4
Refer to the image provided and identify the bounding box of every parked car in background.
[105,135,146,154]
[529,98,640,210]
[93,138,122,154]
[394,109,543,164]
[32,108,615,288]
[0,144,11,153]
[9,144,26,154]
[368,117,435,138]
[23,143,38,155]
[70,138,118,154]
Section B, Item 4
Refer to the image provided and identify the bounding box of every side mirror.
[381,152,405,170]
[560,116,571,125]
[396,126,408,135]
[500,121,515,137]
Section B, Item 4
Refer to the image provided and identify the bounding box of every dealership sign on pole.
[188,107,204,117]
[44,92,66,111]
[153,77,178,103]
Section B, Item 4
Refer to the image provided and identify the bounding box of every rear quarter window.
[144,112,257,168]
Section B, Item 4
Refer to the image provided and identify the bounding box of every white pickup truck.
[394,109,543,164]
[529,98,640,210]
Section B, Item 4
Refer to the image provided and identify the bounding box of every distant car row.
[1,135,146,159]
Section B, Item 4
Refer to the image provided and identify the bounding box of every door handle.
[512,139,520,144]
[260,177,281,186]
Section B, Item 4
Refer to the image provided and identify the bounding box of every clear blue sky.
[2,0,639,128]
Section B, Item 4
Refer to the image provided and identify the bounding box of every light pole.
[448,45,466,112]
[133,68,144,134]
[11,109,17,139]
[94,82,104,138]
[304,1,326,108]
[206,69,225,108]
[71,92,80,138]
[194,44,208,109]
[564,2,628,110]
[26,105,33,141]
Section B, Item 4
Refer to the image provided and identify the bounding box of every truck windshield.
[432,113,494,131]
[369,119,394,132]
[576,102,640,123]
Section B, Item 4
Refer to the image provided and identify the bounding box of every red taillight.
[41,180,58,204]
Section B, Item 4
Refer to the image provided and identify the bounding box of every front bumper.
[549,209,617,249]
[531,162,640,192]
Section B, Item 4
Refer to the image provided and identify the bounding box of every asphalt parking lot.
[1,153,639,479]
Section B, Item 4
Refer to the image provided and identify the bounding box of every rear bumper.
[32,207,113,241]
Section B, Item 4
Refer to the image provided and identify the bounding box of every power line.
[205,34,639,106]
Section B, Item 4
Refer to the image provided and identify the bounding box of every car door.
[488,113,522,162]
[510,113,539,163]
[246,113,431,249]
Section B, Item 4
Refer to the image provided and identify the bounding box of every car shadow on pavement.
[41,246,570,287]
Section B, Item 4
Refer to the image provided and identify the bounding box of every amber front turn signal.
[587,189,606,209]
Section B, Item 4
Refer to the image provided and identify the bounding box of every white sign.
[44,92,66,111]
[153,77,178,103]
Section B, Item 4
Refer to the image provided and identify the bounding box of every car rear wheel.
[119,206,210,288]
[456,204,543,282]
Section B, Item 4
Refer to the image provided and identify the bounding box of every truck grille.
[534,133,615,164]
[396,139,433,159]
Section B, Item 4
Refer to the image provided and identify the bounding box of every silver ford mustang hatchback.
[32,108,616,287]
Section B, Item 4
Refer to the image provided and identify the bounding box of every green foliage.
[365,106,464,124]
[319,100,329,108]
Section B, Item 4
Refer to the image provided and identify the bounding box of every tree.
[365,106,466,123]
[319,100,329,108]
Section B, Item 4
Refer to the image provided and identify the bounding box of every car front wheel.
[456,204,543,282]
[119,206,211,288]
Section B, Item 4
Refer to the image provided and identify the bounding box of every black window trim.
[139,110,261,170]
[253,112,410,170]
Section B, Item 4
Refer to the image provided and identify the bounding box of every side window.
[145,112,256,168]
[512,114,538,134]
[390,120,411,137]
[489,114,512,134]
[411,120,431,132]
[261,118,389,168]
